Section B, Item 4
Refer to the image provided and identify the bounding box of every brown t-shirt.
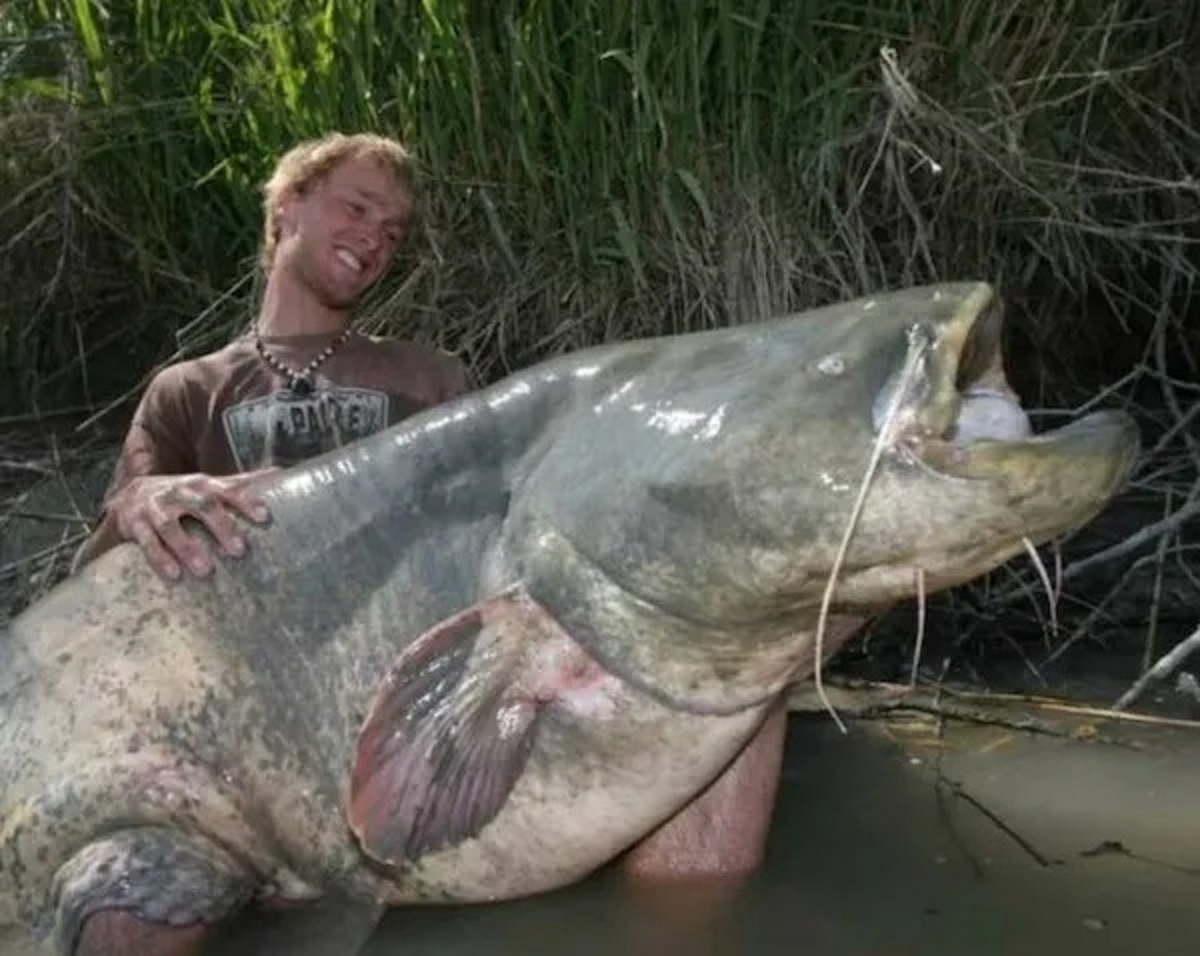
[102,331,471,503]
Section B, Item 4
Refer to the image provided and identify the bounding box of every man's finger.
[127,518,182,581]
[153,512,215,578]
[222,487,271,525]
[224,468,278,523]
[233,466,282,483]
[195,502,247,559]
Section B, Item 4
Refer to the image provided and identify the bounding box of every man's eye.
[345,200,365,216]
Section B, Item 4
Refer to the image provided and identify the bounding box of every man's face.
[278,154,413,310]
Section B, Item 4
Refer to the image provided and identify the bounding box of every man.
[72,132,784,954]
[74,132,471,579]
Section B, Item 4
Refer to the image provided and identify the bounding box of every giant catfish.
[0,283,1139,954]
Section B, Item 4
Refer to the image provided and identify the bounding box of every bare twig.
[938,776,1059,868]
[0,404,107,427]
[1041,545,1200,668]
[3,509,90,524]
[1061,492,1199,583]
[0,534,87,581]
[1114,623,1200,712]
[1141,488,1174,674]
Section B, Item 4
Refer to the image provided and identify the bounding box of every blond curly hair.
[259,132,414,271]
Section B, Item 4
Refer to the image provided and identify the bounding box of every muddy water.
[3,709,1198,955]
[354,710,1200,956]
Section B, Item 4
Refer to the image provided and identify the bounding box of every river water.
[7,706,1179,956]
[3,707,1197,954]
[351,709,1200,956]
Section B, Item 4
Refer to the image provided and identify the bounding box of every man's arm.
[438,351,475,402]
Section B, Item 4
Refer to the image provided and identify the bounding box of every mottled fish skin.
[0,282,1139,945]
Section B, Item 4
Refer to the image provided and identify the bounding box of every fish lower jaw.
[827,549,1025,605]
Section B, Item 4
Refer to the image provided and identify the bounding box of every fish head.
[515,282,1139,708]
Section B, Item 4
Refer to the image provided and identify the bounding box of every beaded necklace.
[254,330,352,397]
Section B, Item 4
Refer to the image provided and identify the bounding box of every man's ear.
[276,186,302,235]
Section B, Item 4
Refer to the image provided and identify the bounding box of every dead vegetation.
[1,3,1197,710]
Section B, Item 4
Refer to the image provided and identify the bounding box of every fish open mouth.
[872,283,1140,485]
[948,291,1033,444]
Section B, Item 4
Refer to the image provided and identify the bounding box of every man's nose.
[352,221,383,254]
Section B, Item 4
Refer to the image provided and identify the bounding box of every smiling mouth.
[336,248,366,274]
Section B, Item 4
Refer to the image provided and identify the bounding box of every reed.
[2,0,1196,406]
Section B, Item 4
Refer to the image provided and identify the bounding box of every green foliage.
[1,0,1197,414]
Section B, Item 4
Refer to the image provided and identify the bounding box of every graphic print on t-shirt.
[222,387,390,471]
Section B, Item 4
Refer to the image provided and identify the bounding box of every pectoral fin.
[348,587,564,867]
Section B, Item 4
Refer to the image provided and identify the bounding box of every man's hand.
[106,469,278,580]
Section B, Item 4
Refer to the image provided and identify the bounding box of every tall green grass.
[2,0,1197,414]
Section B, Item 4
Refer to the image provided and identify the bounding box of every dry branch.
[1114,622,1200,712]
